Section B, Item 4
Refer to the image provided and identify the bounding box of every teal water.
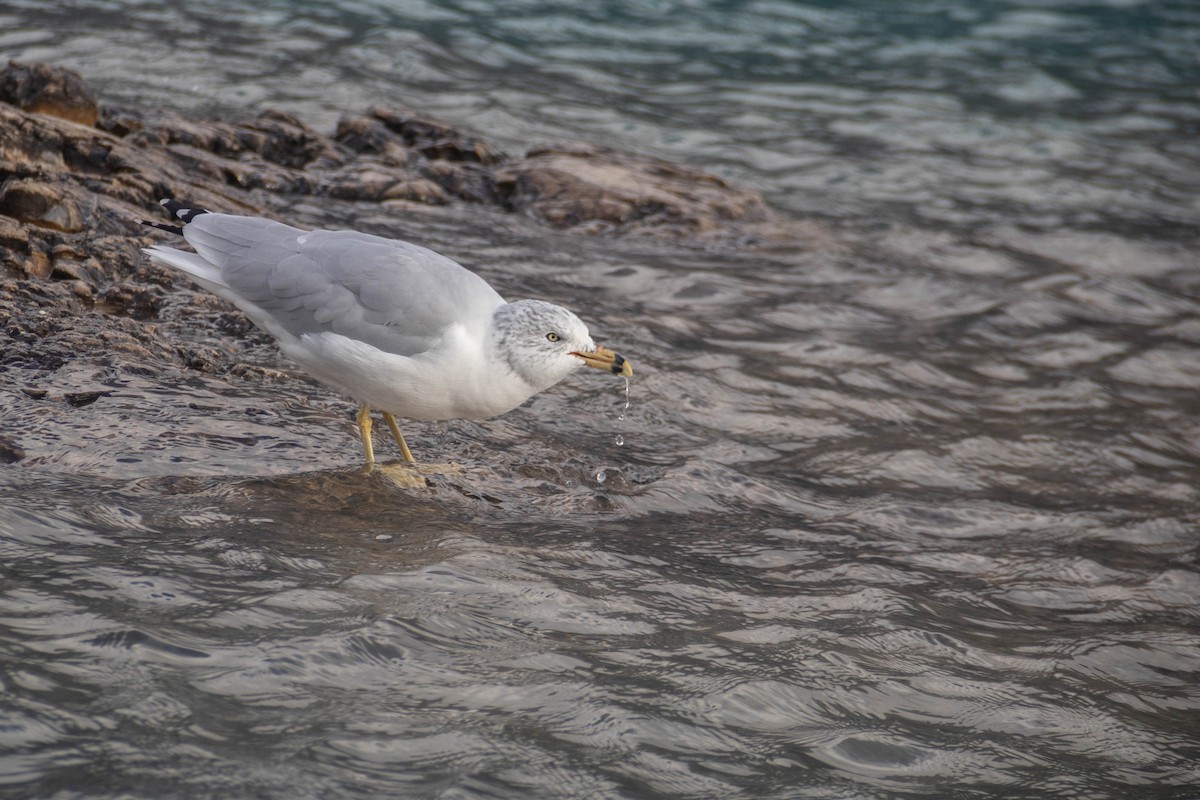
[1,2,1199,799]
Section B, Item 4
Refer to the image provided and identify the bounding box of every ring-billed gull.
[142,199,632,467]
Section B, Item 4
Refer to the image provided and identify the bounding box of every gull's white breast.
[280,325,536,421]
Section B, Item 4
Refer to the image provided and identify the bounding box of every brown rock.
[0,61,98,126]
[49,258,91,282]
[334,115,406,161]
[368,105,505,165]
[0,179,85,232]
[422,160,497,204]
[23,248,51,279]
[96,282,164,319]
[97,105,146,137]
[323,168,414,201]
[2,62,781,260]
[496,143,771,234]
[380,178,450,204]
[244,109,344,169]
[0,214,28,249]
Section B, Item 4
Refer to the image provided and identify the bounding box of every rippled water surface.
[2,1,1199,798]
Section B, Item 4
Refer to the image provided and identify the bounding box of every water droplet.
[613,377,631,445]
[596,469,607,484]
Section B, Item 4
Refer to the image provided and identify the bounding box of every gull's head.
[493,299,633,392]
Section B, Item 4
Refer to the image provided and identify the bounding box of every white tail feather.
[143,245,229,292]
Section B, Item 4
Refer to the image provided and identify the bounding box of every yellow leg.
[382,412,416,463]
[356,403,375,467]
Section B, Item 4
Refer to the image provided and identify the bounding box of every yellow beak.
[572,346,633,377]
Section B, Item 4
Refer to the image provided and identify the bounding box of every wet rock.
[323,167,414,202]
[421,160,497,204]
[48,258,87,280]
[2,62,782,267]
[0,61,98,126]
[0,434,24,463]
[367,105,505,165]
[20,245,52,280]
[131,110,341,172]
[245,109,343,169]
[380,178,450,205]
[334,115,412,165]
[0,61,801,297]
[227,362,291,382]
[335,111,497,203]
[0,215,28,251]
[495,143,771,234]
[97,105,146,137]
[64,389,111,407]
[0,180,85,232]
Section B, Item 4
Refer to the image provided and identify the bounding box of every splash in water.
[616,376,630,445]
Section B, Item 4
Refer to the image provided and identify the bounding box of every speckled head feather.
[490,300,596,391]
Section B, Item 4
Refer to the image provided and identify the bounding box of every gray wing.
[183,213,506,356]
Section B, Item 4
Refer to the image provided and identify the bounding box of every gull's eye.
[546,332,561,343]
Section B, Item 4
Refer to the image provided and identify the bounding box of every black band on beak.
[611,354,627,375]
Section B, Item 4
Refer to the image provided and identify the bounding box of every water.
[2,1,1199,798]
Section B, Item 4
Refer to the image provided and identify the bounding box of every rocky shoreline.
[0,60,799,466]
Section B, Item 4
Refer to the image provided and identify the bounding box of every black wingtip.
[139,219,184,236]
[159,198,209,224]
[142,198,208,235]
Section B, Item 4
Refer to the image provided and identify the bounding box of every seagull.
[142,199,632,467]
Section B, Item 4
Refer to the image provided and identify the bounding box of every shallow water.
[2,1,1199,798]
